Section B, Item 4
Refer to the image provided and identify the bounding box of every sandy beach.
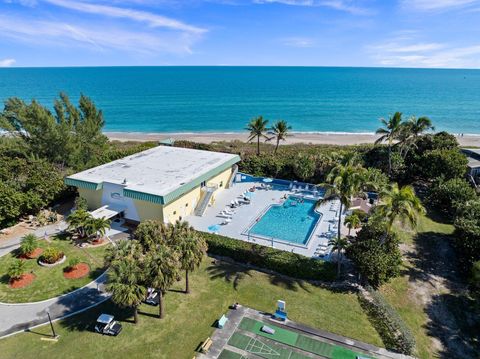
[105,131,480,147]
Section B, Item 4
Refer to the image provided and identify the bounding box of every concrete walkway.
[0,222,116,339]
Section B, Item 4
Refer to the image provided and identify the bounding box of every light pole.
[47,311,58,338]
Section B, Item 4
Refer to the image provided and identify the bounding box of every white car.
[94,314,122,336]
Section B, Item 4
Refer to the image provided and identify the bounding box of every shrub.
[40,247,64,264]
[427,178,477,219]
[359,285,416,355]
[346,220,402,288]
[8,259,27,280]
[198,232,336,281]
[19,234,38,256]
[66,257,80,271]
[454,200,480,271]
[419,149,468,181]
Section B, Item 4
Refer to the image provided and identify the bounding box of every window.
[201,181,206,188]
[185,203,188,207]
[220,181,223,187]
[173,211,177,215]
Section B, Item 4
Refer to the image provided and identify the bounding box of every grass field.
[0,237,108,303]
[381,214,455,359]
[0,258,383,359]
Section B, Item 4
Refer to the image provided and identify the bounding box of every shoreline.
[104,131,480,147]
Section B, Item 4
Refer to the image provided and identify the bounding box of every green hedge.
[359,285,416,355]
[198,232,336,281]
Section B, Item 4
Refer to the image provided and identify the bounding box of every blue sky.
[1,0,480,68]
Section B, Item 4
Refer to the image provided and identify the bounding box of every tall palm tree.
[269,120,292,154]
[145,246,179,319]
[86,217,111,240]
[409,116,434,138]
[107,258,146,324]
[105,239,142,266]
[375,112,404,176]
[319,162,366,243]
[174,233,207,294]
[328,236,349,277]
[376,183,426,232]
[344,213,361,235]
[246,116,269,155]
[169,220,194,245]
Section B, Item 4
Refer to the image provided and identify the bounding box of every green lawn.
[0,258,383,359]
[0,237,108,303]
[381,214,454,359]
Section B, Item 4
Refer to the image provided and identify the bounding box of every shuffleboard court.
[218,349,248,359]
[236,317,374,359]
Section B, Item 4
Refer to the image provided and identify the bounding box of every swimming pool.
[248,196,321,246]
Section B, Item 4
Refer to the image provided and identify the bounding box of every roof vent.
[122,178,128,185]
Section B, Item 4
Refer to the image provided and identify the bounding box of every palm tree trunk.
[158,290,164,319]
[337,248,341,277]
[185,269,190,294]
[337,202,343,241]
[274,138,279,155]
[133,305,138,324]
[388,144,392,177]
[257,136,260,155]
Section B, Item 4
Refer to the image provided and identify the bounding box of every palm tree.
[174,233,207,294]
[107,258,146,324]
[19,233,39,256]
[145,246,179,319]
[8,259,27,280]
[375,112,404,176]
[66,209,92,238]
[134,220,170,252]
[376,183,426,233]
[344,213,361,235]
[399,116,434,158]
[328,236,349,277]
[105,239,142,266]
[319,162,366,243]
[169,220,194,245]
[89,217,111,240]
[246,116,269,155]
[269,120,292,154]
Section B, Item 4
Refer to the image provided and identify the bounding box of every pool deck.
[186,181,345,258]
[196,306,414,359]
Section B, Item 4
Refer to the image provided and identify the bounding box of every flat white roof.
[67,146,239,198]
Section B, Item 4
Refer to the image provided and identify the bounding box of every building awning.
[90,205,125,219]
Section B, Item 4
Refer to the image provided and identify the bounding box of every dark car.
[94,314,122,336]
[145,290,159,306]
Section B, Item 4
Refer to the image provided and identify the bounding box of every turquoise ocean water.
[1,67,479,134]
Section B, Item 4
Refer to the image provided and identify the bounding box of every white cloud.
[401,0,478,11]
[0,58,16,67]
[281,36,315,47]
[42,0,206,33]
[0,15,200,55]
[368,36,480,68]
[253,0,374,15]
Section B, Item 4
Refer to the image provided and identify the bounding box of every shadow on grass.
[207,261,253,291]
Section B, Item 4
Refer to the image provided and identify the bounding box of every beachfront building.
[65,146,240,224]
[462,148,480,187]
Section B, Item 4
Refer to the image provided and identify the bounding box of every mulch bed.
[9,273,36,288]
[91,238,106,246]
[63,263,90,279]
[19,248,43,259]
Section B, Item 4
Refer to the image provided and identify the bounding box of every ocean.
[1,66,479,134]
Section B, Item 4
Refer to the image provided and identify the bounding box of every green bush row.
[198,232,336,281]
[359,285,416,355]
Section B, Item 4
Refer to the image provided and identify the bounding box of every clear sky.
[1,0,480,68]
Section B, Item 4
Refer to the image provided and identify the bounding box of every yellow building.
[65,146,240,224]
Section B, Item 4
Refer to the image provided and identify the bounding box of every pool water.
[249,196,320,245]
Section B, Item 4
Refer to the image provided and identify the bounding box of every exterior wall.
[78,188,102,210]
[207,167,234,204]
[101,182,140,222]
[162,186,202,223]
[133,199,164,223]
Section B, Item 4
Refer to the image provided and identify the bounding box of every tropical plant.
[293,154,316,182]
[246,116,269,155]
[169,220,194,245]
[269,120,292,154]
[134,220,170,252]
[375,112,404,176]
[319,161,366,243]
[66,209,92,238]
[40,247,64,264]
[86,217,111,240]
[107,258,146,324]
[19,233,38,256]
[105,239,143,266]
[376,183,425,233]
[8,259,27,280]
[74,196,88,211]
[344,213,361,235]
[427,178,476,219]
[173,233,207,293]
[328,236,349,277]
[66,257,80,271]
[454,200,480,271]
[144,245,179,319]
